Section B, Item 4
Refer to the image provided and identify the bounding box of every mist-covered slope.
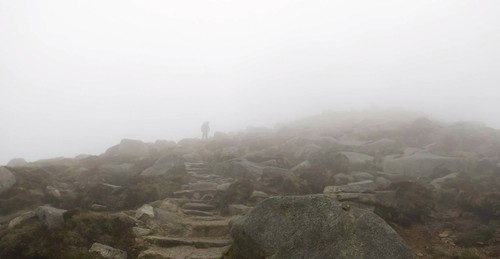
[1,110,499,258]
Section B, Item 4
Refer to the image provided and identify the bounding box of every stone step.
[182,203,216,212]
[183,209,214,217]
[138,245,229,259]
[188,175,221,180]
[182,182,218,191]
[164,198,209,205]
[187,219,231,238]
[144,236,232,249]
[173,190,216,200]
[186,216,227,221]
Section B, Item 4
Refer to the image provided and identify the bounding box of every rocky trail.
[1,111,500,258]
[136,161,235,259]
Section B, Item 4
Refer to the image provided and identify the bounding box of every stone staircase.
[137,162,234,259]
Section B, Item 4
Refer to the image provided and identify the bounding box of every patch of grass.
[425,246,448,258]
[452,249,482,259]
[455,225,495,247]
[0,210,136,259]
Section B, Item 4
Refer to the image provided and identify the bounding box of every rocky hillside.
[1,111,500,258]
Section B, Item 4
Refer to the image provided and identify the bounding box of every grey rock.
[333,173,355,185]
[182,203,215,212]
[358,138,399,153]
[183,182,218,191]
[143,236,232,249]
[230,195,414,259]
[291,160,311,172]
[214,158,264,179]
[217,183,231,192]
[89,242,127,259]
[182,209,214,217]
[182,152,202,162]
[6,158,28,167]
[141,155,185,177]
[250,190,269,199]
[136,204,155,219]
[91,204,108,211]
[228,204,253,216]
[324,180,376,194]
[106,138,149,158]
[375,177,392,189]
[158,200,181,213]
[98,164,137,183]
[0,167,16,194]
[8,211,36,229]
[431,172,459,190]
[260,159,279,167]
[383,150,463,177]
[45,186,61,199]
[35,205,67,229]
[293,143,321,159]
[340,151,374,168]
[133,227,152,237]
[351,171,375,181]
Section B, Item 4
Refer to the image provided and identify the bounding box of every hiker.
[201,121,210,140]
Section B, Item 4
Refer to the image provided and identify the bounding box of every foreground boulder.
[230,195,413,259]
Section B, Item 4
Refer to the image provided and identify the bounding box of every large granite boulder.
[6,158,28,167]
[258,167,310,195]
[383,150,463,177]
[0,167,16,194]
[213,158,264,179]
[140,155,185,177]
[339,151,374,169]
[230,195,414,259]
[105,139,150,158]
[211,180,254,215]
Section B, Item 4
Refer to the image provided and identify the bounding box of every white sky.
[1,0,499,164]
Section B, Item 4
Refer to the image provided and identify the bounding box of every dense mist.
[1,0,499,164]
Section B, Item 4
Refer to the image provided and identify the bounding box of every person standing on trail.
[201,121,210,140]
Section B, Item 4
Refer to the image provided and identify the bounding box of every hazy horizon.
[1,1,500,164]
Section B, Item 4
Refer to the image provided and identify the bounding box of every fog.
[1,0,499,164]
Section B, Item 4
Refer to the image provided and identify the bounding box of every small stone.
[45,186,61,199]
[228,204,253,216]
[159,200,180,213]
[132,227,152,237]
[89,242,127,259]
[8,211,36,229]
[182,203,215,212]
[438,231,450,238]
[91,204,107,211]
[416,252,424,257]
[136,204,155,219]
